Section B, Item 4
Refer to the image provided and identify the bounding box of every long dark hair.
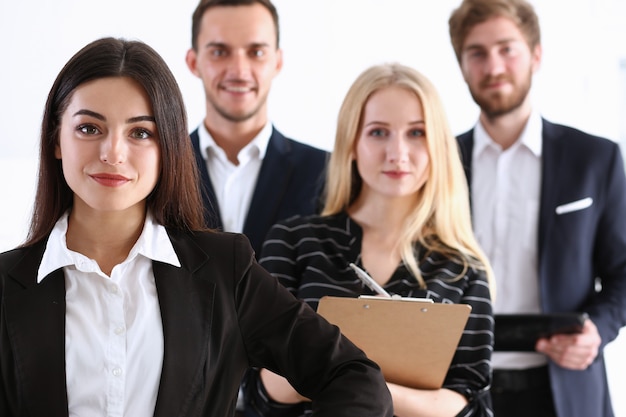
[24,37,207,246]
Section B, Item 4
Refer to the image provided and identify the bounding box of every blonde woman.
[243,63,494,417]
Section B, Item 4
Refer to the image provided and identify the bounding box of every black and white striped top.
[247,212,493,417]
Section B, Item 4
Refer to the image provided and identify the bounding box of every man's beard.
[210,99,266,123]
[469,70,532,120]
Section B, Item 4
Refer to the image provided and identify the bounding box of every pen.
[349,263,392,298]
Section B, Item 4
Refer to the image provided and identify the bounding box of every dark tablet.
[494,312,588,351]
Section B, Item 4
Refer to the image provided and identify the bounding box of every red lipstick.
[90,173,130,187]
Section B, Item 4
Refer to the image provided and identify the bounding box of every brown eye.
[130,128,152,140]
[210,48,227,57]
[78,124,100,135]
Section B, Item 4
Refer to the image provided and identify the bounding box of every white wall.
[1,0,625,413]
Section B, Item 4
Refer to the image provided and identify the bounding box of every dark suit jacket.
[190,127,328,257]
[0,230,393,417]
[457,119,626,417]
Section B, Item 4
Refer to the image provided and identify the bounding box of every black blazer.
[458,119,626,417]
[0,230,393,417]
[190,127,328,257]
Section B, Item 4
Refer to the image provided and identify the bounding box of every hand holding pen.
[349,263,392,298]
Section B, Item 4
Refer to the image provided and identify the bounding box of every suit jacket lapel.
[457,130,475,210]
[190,129,223,230]
[3,242,69,417]
[538,119,564,264]
[153,230,215,417]
[244,128,293,253]
[3,232,217,417]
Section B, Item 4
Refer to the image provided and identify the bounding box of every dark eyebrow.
[204,41,270,49]
[73,109,105,121]
[248,42,270,49]
[204,41,228,49]
[73,110,155,124]
[127,115,156,124]
[464,38,517,52]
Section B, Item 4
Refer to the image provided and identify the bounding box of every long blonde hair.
[323,63,494,295]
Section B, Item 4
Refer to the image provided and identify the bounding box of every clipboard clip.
[358,295,434,303]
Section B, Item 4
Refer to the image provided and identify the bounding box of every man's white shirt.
[198,121,272,233]
[471,110,547,369]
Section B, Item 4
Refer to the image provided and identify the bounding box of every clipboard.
[494,313,588,351]
[317,296,471,389]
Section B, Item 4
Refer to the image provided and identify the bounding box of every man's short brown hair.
[448,0,541,62]
[190,0,280,50]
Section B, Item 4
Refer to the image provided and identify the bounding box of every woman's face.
[354,85,430,202]
[55,76,161,215]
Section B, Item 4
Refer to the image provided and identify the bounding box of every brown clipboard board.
[317,296,471,389]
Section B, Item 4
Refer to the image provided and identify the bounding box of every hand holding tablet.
[494,312,589,351]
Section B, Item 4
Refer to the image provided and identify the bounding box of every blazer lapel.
[244,129,293,252]
[3,243,69,417]
[153,231,215,417]
[190,129,223,230]
[538,119,564,260]
[457,130,475,210]
[3,232,218,417]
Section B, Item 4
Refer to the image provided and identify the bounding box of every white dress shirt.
[38,212,181,417]
[471,110,547,369]
[197,122,272,233]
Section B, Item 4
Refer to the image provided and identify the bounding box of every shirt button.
[112,367,123,377]
[114,327,125,335]
[109,285,119,294]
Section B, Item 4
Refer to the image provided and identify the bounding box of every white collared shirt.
[471,110,547,369]
[38,212,181,417]
[198,122,272,233]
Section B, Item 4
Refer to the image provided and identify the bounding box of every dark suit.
[190,127,328,257]
[457,119,626,417]
[0,230,393,417]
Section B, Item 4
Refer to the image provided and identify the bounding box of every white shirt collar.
[473,109,543,157]
[198,121,273,162]
[37,212,181,283]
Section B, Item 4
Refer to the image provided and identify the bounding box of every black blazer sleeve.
[228,234,392,417]
[162,230,393,417]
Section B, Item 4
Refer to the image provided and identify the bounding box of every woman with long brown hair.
[0,37,392,417]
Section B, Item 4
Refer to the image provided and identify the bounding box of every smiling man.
[449,1,626,416]
[185,0,328,257]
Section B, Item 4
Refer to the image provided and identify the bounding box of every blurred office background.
[0,0,624,413]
